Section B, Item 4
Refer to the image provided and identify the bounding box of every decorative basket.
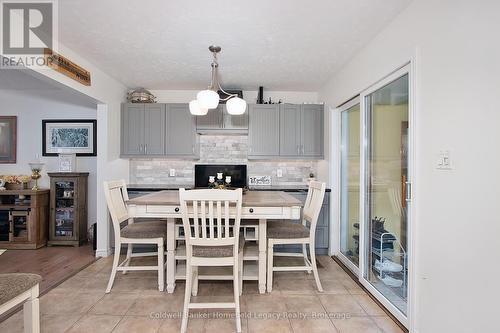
[6,182,29,190]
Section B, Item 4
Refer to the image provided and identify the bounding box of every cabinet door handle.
[145,144,148,154]
[249,208,254,213]
[139,144,143,153]
[297,145,300,154]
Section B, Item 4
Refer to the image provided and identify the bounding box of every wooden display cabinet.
[48,173,88,246]
[0,189,49,249]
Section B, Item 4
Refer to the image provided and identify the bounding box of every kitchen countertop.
[127,184,331,192]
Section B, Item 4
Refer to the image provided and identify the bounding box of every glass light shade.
[189,100,208,115]
[196,89,219,109]
[226,97,247,115]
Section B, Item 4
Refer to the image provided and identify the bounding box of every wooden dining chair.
[267,181,326,292]
[179,188,244,333]
[103,180,167,293]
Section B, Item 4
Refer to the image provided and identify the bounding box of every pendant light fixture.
[190,45,247,115]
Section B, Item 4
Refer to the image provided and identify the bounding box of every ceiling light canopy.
[190,45,247,116]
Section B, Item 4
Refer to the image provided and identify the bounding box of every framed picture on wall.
[0,116,17,163]
[42,119,97,156]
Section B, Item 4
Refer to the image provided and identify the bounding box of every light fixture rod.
[207,45,238,100]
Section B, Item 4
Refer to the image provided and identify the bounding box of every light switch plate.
[169,169,176,177]
[277,169,283,178]
[436,150,452,170]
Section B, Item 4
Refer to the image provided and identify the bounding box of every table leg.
[166,218,176,293]
[258,218,267,294]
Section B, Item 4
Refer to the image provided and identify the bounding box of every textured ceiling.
[58,0,412,91]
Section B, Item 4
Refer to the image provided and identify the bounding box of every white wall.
[318,1,500,332]
[3,41,130,257]
[0,89,98,226]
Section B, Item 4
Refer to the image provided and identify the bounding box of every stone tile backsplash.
[129,135,317,186]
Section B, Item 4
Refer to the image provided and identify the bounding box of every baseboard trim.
[96,248,112,257]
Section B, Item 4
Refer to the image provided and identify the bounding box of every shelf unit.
[372,231,408,298]
[0,189,49,249]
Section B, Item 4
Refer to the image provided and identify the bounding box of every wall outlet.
[169,169,176,177]
[277,169,283,178]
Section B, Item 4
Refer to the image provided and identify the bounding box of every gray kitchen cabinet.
[301,104,324,157]
[278,104,324,159]
[144,104,166,155]
[196,106,222,130]
[121,103,165,156]
[248,104,280,158]
[222,105,249,131]
[196,105,248,133]
[279,104,302,157]
[166,104,198,157]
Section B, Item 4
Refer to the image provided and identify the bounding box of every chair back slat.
[103,180,130,239]
[179,188,243,251]
[224,201,230,238]
[208,201,215,238]
[193,201,199,238]
[302,181,326,236]
[201,201,207,238]
[216,201,222,238]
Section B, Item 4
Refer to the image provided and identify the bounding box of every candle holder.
[29,162,44,191]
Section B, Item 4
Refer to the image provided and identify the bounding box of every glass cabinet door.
[363,73,409,316]
[339,101,361,269]
[54,180,76,238]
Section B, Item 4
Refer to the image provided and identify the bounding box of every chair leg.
[123,244,133,275]
[181,263,192,333]
[310,244,323,292]
[239,252,244,296]
[106,243,121,293]
[23,291,40,333]
[302,244,311,274]
[158,241,165,292]
[233,261,242,333]
[192,266,199,297]
[267,241,274,293]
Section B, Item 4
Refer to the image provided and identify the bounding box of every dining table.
[126,190,302,294]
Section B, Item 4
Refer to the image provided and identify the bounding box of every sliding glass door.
[335,65,412,326]
[361,67,410,322]
[339,99,361,271]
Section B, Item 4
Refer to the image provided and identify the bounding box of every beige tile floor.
[0,255,405,333]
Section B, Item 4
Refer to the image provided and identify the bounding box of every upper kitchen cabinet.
[279,104,324,159]
[121,103,165,156]
[165,104,199,158]
[279,104,302,157]
[248,104,280,158]
[301,104,324,158]
[121,103,198,158]
[196,105,248,134]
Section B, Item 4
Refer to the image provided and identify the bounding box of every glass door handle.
[405,181,412,202]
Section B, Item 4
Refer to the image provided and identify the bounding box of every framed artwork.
[42,119,97,156]
[0,116,17,163]
[58,153,77,172]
